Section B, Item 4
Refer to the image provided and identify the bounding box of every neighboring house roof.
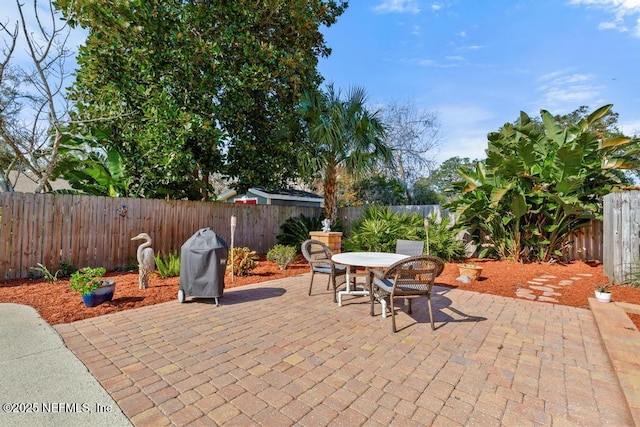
[218,187,323,205]
[5,171,71,193]
[250,187,323,203]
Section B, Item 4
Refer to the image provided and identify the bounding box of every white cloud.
[569,0,640,36]
[431,3,444,11]
[598,20,628,31]
[372,0,421,14]
[537,71,603,109]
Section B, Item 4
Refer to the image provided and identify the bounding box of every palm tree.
[299,84,393,225]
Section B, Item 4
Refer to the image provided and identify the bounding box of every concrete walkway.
[0,304,130,427]
[47,274,633,426]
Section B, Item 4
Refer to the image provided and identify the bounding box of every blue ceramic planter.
[82,281,116,307]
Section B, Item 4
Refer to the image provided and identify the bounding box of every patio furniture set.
[301,239,444,333]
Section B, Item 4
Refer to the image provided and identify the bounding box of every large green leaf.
[586,104,613,124]
[552,146,584,194]
[510,191,527,219]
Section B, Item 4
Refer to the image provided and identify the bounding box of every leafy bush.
[57,259,77,278]
[276,214,342,251]
[155,250,181,278]
[446,105,636,262]
[343,206,423,253]
[344,206,465,261]
[267,244,297,269]
[227,247,259,276]
[425,213,466,262]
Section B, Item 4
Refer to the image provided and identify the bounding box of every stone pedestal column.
[309,231,343,254]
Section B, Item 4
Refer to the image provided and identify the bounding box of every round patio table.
[331,252,409,316]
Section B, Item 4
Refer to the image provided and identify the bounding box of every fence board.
[44,194,58,270]
[0,194,11,275]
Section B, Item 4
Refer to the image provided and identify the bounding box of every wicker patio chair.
[301,239,350,303]
[370,255,445,332]
[395,239,425,256]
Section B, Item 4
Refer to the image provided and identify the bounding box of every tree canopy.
[56,0,347,199]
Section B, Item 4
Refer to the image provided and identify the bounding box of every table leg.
[338,266,370,306]
[338,268,351,307]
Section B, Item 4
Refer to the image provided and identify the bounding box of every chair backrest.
[396,239,425,256]
[387,255,444,291]
[301,239,332,263]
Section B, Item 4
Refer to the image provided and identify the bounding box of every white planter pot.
[595,291,611,303]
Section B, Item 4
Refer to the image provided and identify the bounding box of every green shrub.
[155,250,181,278]
[344,206,466,261]
[227,247,259,276]
[425,213,466,262]
[276,214,343,251]
[57,259,76,278]
[343,206,422,253]
[267,244,297,269]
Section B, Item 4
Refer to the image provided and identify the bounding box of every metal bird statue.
[131,232,155,289]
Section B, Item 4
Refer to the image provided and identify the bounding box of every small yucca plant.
[154,250,181,278]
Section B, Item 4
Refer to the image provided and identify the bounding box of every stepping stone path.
[516,273,594,302]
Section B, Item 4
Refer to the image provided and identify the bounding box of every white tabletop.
[331,252,409,268]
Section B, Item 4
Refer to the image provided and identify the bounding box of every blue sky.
[317,0,640,166]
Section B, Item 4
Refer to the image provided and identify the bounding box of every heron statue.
[131,232,155,289]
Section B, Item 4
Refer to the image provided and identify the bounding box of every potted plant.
[594,284,612,303]
[267,244,297,270]
[69,267,116,307]
[458,261,483,281]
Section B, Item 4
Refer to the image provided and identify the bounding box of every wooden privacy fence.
[603,190,640,284]
[0,193,605,280]
[0,192,322,280]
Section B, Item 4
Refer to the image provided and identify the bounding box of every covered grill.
[178,228,228,306]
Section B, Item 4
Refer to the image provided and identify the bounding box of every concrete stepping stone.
[530,278,549,282]
[542,290,562,297]
[530,285,557,292]
[540,275,557,279]
[557,280,573,286]
[516,288,536,300]
[538,296,559,302]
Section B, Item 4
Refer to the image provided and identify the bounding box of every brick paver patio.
[55,274,633,426]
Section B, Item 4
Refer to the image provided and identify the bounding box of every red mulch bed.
[2,256,640,328]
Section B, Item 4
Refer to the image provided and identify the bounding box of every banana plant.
[52,133,140,197]
[448,104,638,262]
